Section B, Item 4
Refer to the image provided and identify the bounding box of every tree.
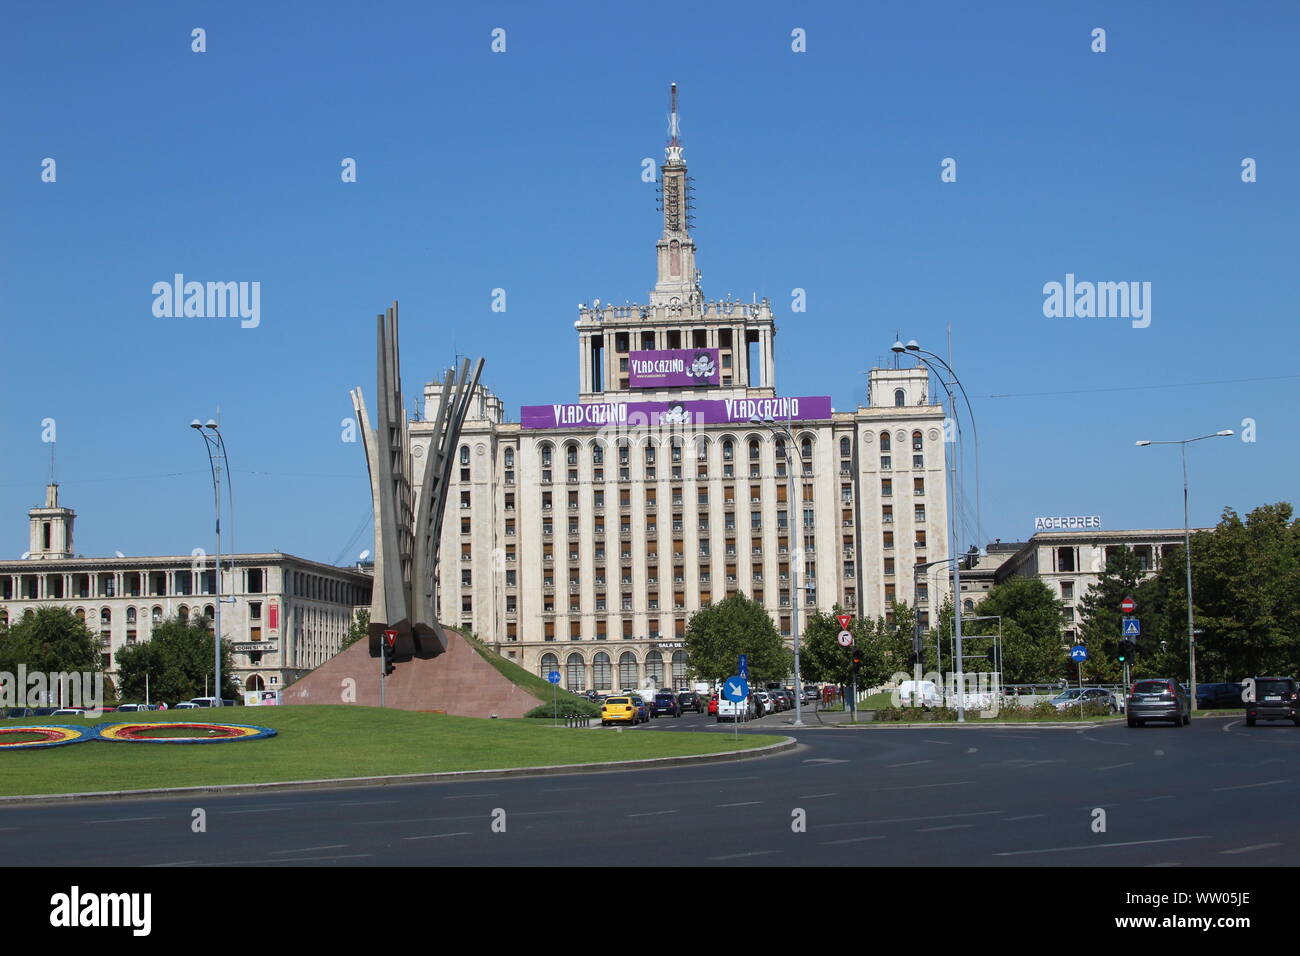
[801,606,884,687]
[0,606,101,676]
[683,593,792,683]
[341,608,370,651]
[974,578,1069,683]
[1077,545,1156,682]
[115,614,239,704]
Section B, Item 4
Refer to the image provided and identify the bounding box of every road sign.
[384,629,397,649]
[1123,618,1141,637]
[738,654,749,677]
[837,630,854,647]
[1070,645,1088,662]
[722,676,750,702]
[546,671,561,684]
[1120,597,1136,614]
[837,614,853,630]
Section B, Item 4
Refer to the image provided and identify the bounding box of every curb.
[0,736,797,806]
[825,721,1104,730]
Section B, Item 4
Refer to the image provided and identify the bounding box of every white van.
[895,680,942,707]
[716,695,755,722]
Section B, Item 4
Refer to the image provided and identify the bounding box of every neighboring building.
[411,88,952,692]
[0,484,372,693]
[956,540,1026,611]
[995,529,1208,642]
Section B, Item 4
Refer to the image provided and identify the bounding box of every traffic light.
[1116,640,1132,664]
[382,641,396,676]
[852,651,861,671]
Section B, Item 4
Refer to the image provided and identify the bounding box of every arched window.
[126,607,137,625]
[75,608,85,622]
[539,653,559,679]
[593,652,612,690]
[879,431,892,452]
[592,443,604,465]
[696,437,709,461]
[912,430,924,451]
[459,445,470,466]
[566,652,586,691]
[151,605,163,624]
[566,443,579,466]
[504,447,514,468]
[774,437,786,461]
[672,651,688,687]
[619,652,638,689]
[840,436,851,458]
[801,437,813,460]
[963,599,975,613]
[177,606,188,624]
[670,438,683,463]
[894,389,906,407]
[645,650,665,687]
[246,675,265,691]
[540,444,552,467]
[100,608,112,626]
[748,439,760,461]
[722,440,734,461]
[204,604,215,619]
[644,443,655,464]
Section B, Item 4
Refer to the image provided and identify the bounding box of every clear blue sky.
[2,0,1297,564]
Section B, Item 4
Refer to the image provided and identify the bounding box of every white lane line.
[442,793,499,800]
[86,816,163,824]
[540,787,591,792]
[797,793,838,799]
[1220,843,1281,855]
[994,836,1209,857]
[821,835,886,845]
[198,854,375,866]
[627,810,679,818]
[922,739,955,745]
[1096,762,1134,771]
[1146,862,1184,867]
[640,776,759,786]
[336,800,399,806]
[268,844,349,855]
[887,760,933,768]
[1213,779,1288,792]
[223,808,294,815]
[1002,813,1048,821]
[820,810,1002,829]
[1222,720,1241,732]
[143,860,202,867]
[917,824,975,832]
[709,850,780,860]
[877,780,974,792]
[718,801,762,807]
[1142,795,1175,802]
[403,832,471,841]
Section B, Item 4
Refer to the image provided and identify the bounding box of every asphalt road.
[3,714,1295,866]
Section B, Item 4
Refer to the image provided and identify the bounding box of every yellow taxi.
[600,696,642,726]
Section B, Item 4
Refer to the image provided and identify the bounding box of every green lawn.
[0,707,785,797]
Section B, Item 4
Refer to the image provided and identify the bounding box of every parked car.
[1050,687,1118,713]
[716,693,755,722]
[1126,678,1190,727]
[51,708,86,717]
[173,702,201,710]
[6,708,35,718]
[32,708,58,716]
[629,695,652,723]
[1196,682,1245,710]
[677,691,705,714]
[600,696,640,726]
[1244,676,1300,726]
[896,680,942,707]
[753,691,774,716]
[653,692,681,717]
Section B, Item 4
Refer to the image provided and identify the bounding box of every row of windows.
[537,649,689,691]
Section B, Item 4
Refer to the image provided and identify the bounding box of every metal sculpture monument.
[350,302,484,662]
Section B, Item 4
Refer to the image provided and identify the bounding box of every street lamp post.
[1135,429,1233,711]
[191,419,232,707]
[750,415,804,727]
[894,340,976,721]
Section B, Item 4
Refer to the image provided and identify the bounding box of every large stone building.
[0,483,371,694]
[412,90,953,692]
[994,528,1210,642]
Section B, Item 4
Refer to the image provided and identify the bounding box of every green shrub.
[525,698,601,719]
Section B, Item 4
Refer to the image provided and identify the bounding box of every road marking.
[627,810,679,818]
[336,800,399,806]
[640,775,759,786]
[1220,843,1281,855]
[1096,762,1134,771]
[442,793,499,800]
[1222,720,1241,732]
[86,816,163,824]
[917,824,974,832]
[994,836,1209,857]
[718,801,762,807]
[223,807,294,814]
[1142,795,1175,802]
[886,760,933,768]
[202,853,375,865]
[1002,813,1047,821]
[798,793,837,799]
[803,758,849,765]
[143,860,201,867]
[922,739,955,745]
[403,832,471,841]
[269,844,349,854]
[540,787,590,792]
[821,835,885,845]
[965,747,978,753]
[819,810,1001,829]
[1146,862,1183,867]
[1213,779,1288,791]
[876,780,974,792]
[1153,749,1165,756]
[709,850,780,860]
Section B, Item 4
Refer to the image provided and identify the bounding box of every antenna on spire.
[668,82,680,147]
[49,438,55,485]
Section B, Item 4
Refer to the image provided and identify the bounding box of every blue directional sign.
[1123,618,1141,637]
[722,676,750,702]
[1070,645,1088,663]
[738,654,749,677]
[547,671,561,684]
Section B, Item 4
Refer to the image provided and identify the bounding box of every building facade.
[995,528,1209,643]
[0,483,372,693]
[413,91,953,692]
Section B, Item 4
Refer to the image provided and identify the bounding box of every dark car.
[1244,677,1300,726]
[677,691,704,714]
[628,695,651,724]
[1127,678,1190,727]
[652,692,681,717]
[1196,682,1245,710]
[6,708,35,719]
[32,708,58,717]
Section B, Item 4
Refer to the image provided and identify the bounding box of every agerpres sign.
[1034,515,1101,531]
[520,396,832,429]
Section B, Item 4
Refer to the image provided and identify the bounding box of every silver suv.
[1126,678,1190,727]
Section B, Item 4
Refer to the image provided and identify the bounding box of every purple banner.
[520,396,833,429]
[628,348,720,388]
